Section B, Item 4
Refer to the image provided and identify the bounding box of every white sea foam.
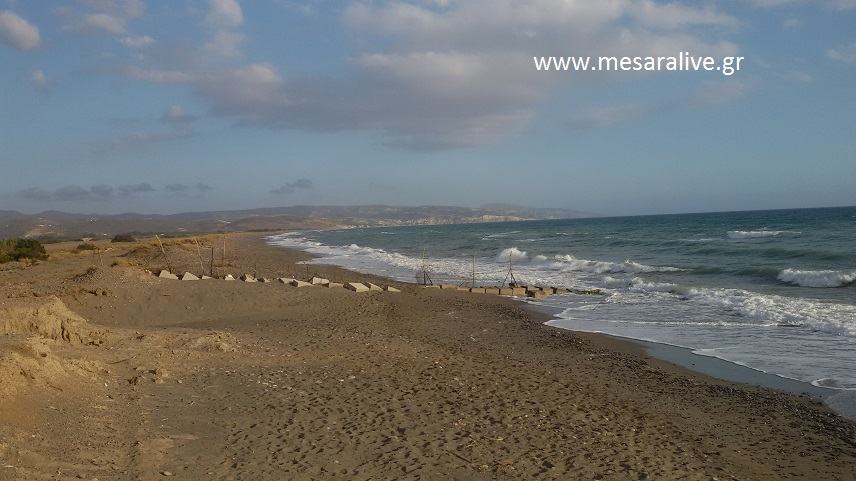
[727,230,783,239]
[542,254,683,274]
[777,268,856,288]
[497,247,528,261]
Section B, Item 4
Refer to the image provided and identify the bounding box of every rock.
[278,278,296,284]
[367,283,383,291]
[223,274,236,281]
[310,277,330,285]
[157,270,178,280]
[240,274,257,283]
[384,286,401,292]
[259,278,272,283]
[160,471,174,477]
[344,282,369,292]
[527,290,550,299]
[201,275,213,280]
[180,272,199,281]
[290,280,312,287]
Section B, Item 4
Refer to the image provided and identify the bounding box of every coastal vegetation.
[0,238,48,263]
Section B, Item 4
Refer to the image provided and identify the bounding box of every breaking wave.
[727,230,784,239]
[778,268,856,288]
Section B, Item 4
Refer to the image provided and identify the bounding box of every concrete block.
[484,287,500,295]
[290,280,312,287]
[180,272,200,281]
[278,278,296,284]
[384,286,401,292]
[456,287,470,292]
[223,274,236,281]
[326,282,344,288]
[241,274,257,283]
[469,288,487,294]
[511,287,528,296]
[422,285,440,289]
[158,270,178,280]
[345,282,369,292]
[201,275,213,280]
[367,283,383,291]
[260,278,273,283]
[310,277,330,285]
[439,284,457,290]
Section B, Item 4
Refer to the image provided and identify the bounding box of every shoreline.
[2,232,854,480]
[277,234,856,421]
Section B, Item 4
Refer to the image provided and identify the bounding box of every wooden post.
[193,237,204,274]
[155,234,171,272]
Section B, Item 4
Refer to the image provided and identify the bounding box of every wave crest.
[727,230,783,239]
[778,268,856,288]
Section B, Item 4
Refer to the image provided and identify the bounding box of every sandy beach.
[1,233,854,481]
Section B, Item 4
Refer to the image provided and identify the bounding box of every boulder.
[241,274,257,283]
[310,277,330,285]
[345,282,369,292]
[180,272,200,281]
[223,274,236,281]
[384,286,401,292]
[158,270,178,280]
[290,280,312,287]
[367,283,383,291]
[259,278,272,283]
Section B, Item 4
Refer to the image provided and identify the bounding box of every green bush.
[0,239,48,263]
[111,233,137,243]
[76,243,98,251]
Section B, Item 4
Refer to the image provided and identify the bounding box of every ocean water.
[268,207,856,392]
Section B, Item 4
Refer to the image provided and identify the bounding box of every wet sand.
[0,233,854,480]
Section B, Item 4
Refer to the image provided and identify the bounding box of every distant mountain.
[0,205,595,240]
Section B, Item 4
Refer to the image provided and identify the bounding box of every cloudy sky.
[1,0,854,216]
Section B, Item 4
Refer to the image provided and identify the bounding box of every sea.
[268,206,856,395]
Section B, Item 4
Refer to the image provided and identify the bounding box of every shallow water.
[268,206,856,392]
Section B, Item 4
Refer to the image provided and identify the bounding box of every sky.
[0,0,854,216]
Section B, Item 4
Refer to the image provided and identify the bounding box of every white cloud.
[0,10,41,50]
[569,79,753,130]
[826,42,856,65]
[746,0,856,8]
[206,0,244,28]
[162,105,196,123]
[77,12,127,34]
[121,35,154,48]
[123,0,742,149]
[31,69,49,91]
[122,66,194,84]
[204,30,244,57]
[56,0,145,36]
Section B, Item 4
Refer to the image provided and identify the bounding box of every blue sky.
[1,0,854,216]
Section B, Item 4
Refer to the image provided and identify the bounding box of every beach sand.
[0,233,854,480]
